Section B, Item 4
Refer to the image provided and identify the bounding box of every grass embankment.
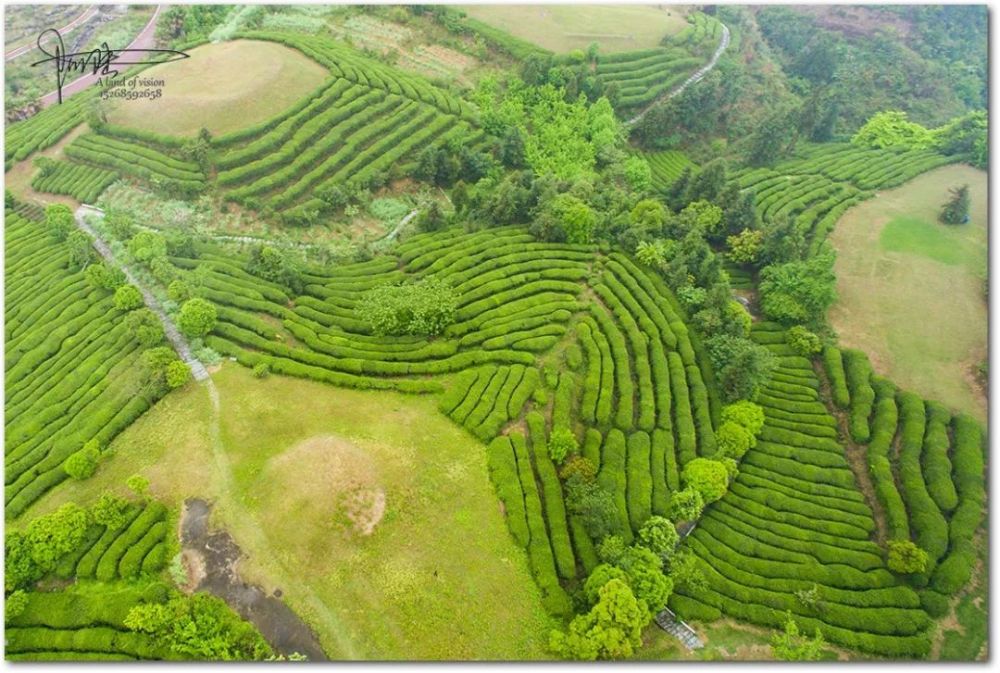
[828,163,987,422]
[22,364,554,660]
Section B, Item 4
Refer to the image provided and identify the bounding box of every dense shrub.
[625,432,653,533]
[842,349,875,443]
[821,346,850,409]
[357,277,457,337]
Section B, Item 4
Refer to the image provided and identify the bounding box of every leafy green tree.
[125,593,272,660]
[635,240,667,268]
[549,426,578,463]
[785,325,822,355]
[759,247,837,327]
[167,279,193,302]
[126,474,150,499]
[5,590,28,620]
[759,215,806,265]
[597,535,628,565]
[747,108,798,166]
[707,335,777,402]
[127,230,167,263]
[939,184,970,225]
[91,492,130,530]
[567,479,622,540]
[771,612,826,661]
[549,578,648,660]
[533,193,598,244]
[614,545,673,615]
[887,540,930,574]
[727,228,763,264]
[622,156,652,192]
[357,278,457,337]
[721,401,766,440]
[681,458,730,504]
[664,167,692,211]
[716,421,752,459]
[141,346,182,391]
[166,361,192,389]
[583,564,628,604]
[637,516,680,564]
[178,298,217,338]
[668,488,704,522]
[63,440,101,480]
[113,285,144,311]
[246,245,302,293]
[852,110,934,150]
[104,211,135,240]
[666,548,707,593]
[630,199,668,233]
[17,503,90,580]
[126,309,165,347]
[44,204,74,241]
[66,230,93,270]
[674,200,724,239]
[85,262,126,290]
[686,159,726,204]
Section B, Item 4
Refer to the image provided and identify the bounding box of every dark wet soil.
[180,498,328,662]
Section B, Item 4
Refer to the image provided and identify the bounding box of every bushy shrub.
[637,516,680,564]
[682,458,730,504]
[113,285,143,311]
[843,349,875,443]
[63,440,101,480]
[716,421,752,459]
[669,487,704,522]
[887,540,929,575]
[549,426,578,464]
[165,361,191,389]
[785,326,821,356]
[625,432,653,533]
[177,298,217,338]
[357,277,457,337]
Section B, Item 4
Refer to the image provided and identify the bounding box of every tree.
[44,204,74,241]
[126,309,164,347]
[178,298,217,338]
[127,230,167,263]
[785,325,822,356]
[357,278,457,337]
[723,189,758,238]
[66,230,93,269]
[142,347,183,391]
[113,285,144,311]
[630,199,668,233]
[91,492,130,530]
[85,262,126,290]
[613,545,673,615]
[686,159,726,203]
[716,421,752,459]
[747,108,798,166]
[759,215,806,266]
[939,184,970,224]
[681,458,730,504]
[771,612,826,661]
[887,540,930,574]
[635,240,667,268]
[622,156,652,192]
[166,361,191,389]
[167,279,192,302]
[673,200,724,239]
[721,401,766,441]
[706,335,777,402]
[549,579,648,660]
[126,474,150,499]
[5,590,28,620]
[583,564,629,605]
[549,426,578,463]
[63,440,100,480]
[566,479,621,540]
[664,167,692,211]
[637,516,680,564]
[246,245,302,293]
[851,110,934,150]
[727,228,763,264]
[759,247,837,327]
[104,211,135,240]
[24,503,89,573]
[668,488,704,522]
[532,193,598,244]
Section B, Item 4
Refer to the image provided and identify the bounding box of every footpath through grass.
[22,364,554,660]
[828,163,987,422]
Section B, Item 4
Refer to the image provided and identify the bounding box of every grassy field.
[828,163,987,422]
[23,364,554,660]
[105,40,327,137]
[459,4,688,53]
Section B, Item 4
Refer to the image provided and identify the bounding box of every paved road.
[5,6,99,61]
[655,609,704,650]
[625,22,731,127]
[39,5,163,108]
[75,204,209,381]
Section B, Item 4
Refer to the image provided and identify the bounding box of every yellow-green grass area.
[639,619,842,662]
[105,40,327,138]
[828,163,987,422]
[459,4,688,54]
[22,363,555,660]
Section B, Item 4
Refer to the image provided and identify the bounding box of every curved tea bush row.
[645,150,695,190]
[843,349,875,443]
[922,402,958,514]
[238,30,477,121]
[64,134,204,196]
[487,436,530,548]
[676,322,932,657]
[4,210,165,516]
[822,345,851,408]
[865,379,909,541]
[5,92,92,166]
[527,412,576,579]
[896,392,949,561]
[31,159,119,203]
[596,429,632,543]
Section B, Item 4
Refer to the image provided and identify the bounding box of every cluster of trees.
[852,110,987,169]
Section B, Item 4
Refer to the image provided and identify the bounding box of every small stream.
[180,499,328,662]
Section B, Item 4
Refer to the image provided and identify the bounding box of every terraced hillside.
[4,204,175,518]
[732,143,959,254]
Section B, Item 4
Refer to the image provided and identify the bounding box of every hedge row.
[843,349,875,443]
[510,432,572,616]
[896,392,949,561]
[31,159,118,203]
[596,428,632,543]
[821,345,851,408]
[625,431,653,533]
[866,378,910,541]
[527,412,576,580]
[487,436,530,548]
[922,401,958,513]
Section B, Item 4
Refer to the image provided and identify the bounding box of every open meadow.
[828,163,987,421]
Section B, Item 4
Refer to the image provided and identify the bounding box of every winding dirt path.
[624,22,730,127]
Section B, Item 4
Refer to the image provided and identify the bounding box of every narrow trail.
[624,23,731,128]
[199,378,360,660]
[74,204,209,381]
